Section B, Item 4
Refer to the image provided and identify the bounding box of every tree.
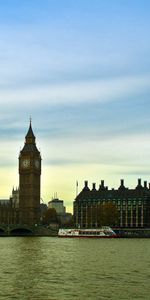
[97,203,119,226]
[42,208,58,225]
[61,215,74,228]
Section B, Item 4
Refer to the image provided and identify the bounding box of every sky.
[0,0,150,212]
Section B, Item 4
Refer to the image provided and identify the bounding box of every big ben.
[19,121,41,225]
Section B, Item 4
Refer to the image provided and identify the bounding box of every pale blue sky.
[0,0,150,211]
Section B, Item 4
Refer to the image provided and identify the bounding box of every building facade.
[74,179,150,228]
[0,199,11,224]
[10,187,19,209]
[0,187,19,224]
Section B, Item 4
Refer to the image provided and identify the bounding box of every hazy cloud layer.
[0,74,150,106]
[0,1,150,210]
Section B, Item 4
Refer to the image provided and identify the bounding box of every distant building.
[0,199,10,224]
[48,198,66,214]
[0,199,9,205]
[0,187,19,224]
[10,187,19,208]
[48,198,72,226]
[74,179,150,228]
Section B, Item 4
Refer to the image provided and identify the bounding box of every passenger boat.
[58,227,119,238]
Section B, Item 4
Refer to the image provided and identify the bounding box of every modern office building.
[48,198,72,226]
[48,198,66,214]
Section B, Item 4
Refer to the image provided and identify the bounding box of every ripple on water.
[0,237,150,299]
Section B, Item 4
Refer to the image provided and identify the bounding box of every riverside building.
[74,179,150,228]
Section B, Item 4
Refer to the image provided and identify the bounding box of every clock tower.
[19,121,41,225]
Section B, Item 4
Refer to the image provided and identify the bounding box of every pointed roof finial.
[25,117,35,141]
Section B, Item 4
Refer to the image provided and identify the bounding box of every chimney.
[138,178,141,186]
[84,180,88,188]
[144,181,147,188]
[101,180,104,187]
[121,179,124,186]
[92,183,96,190]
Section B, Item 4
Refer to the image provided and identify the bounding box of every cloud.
[0,74,150,107]
[41,133,150,169]
[1,0,150,209]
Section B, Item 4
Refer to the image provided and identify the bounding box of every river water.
[0,237,149,300]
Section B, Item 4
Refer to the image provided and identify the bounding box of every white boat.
[58,227,119,238]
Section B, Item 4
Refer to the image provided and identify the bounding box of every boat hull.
[58,234,119,238]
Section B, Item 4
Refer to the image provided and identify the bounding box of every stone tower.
[19,121,41,225]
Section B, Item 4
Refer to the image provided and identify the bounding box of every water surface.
[0,237,149,299]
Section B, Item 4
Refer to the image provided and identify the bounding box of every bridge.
[0,224,37,236]
[0,224,58,236]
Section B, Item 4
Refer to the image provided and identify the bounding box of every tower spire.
[20,121,40,154]
[25,119,35,144]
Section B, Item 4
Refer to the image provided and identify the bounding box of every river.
[0,237,149,299]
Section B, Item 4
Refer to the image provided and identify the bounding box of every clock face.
[22,159,30,168]
[35,159,40,168]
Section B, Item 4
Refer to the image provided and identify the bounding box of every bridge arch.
[0,228,5,235]
[10,227,33,236]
